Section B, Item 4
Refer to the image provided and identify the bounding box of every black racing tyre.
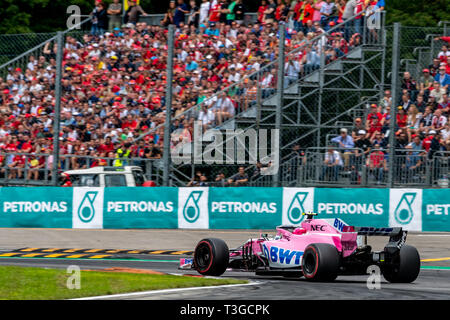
[302,243,340,282]
[382,245,420,283]
[193,238,229,276]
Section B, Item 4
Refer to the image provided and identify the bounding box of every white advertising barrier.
[178,187,209,229]
[282,188,315,226]
[72,187,104,229]
[389,189,423,231]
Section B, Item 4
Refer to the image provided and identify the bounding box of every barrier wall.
[0,187,449,231]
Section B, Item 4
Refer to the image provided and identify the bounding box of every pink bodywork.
[239,218,359,268]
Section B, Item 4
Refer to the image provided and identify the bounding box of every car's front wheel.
[302,243,340,282]
[193,238,229,276]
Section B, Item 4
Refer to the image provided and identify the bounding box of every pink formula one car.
[182,213,420,283]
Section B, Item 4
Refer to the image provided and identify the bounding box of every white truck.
[61,166,154,187]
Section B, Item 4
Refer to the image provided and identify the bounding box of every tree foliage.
[386,0,450,27]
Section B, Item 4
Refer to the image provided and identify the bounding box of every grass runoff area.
[0,266,247,300]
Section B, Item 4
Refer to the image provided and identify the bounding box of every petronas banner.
[0,187,448,231]
[209,187,282,229]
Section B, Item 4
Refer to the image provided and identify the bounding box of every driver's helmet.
[293,227,307,235]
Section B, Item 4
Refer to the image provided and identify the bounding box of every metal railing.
[206,148,448,188]
[1,148,447,188]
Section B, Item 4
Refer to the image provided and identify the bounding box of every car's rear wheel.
[194,238,229,276]
[302,243,340,282]
[382,245,420,283]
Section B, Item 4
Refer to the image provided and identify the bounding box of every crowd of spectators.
[0,0,392,186]
[0,0,370,181]
[320,38,450,184]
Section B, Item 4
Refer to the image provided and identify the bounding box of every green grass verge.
[0,266,247,300]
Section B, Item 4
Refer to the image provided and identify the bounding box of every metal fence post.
[51,31,64,186]
[273,22,286,187]
[256,71,262,131]
[388,23,401,188]
[317,35,326,148]
[163,24,175,187]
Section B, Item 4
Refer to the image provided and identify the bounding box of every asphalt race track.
[0,228,449,300]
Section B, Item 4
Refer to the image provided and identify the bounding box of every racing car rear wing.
[342,226,407,254]
[342,226,403,236]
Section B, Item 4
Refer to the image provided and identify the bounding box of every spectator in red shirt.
[98,136,115,154]
[9,154,25,179]
[302,0,315,25]
[422,130,436,152]
[396,106,408,132]
[367,144,386,183]
[366,104,383,136]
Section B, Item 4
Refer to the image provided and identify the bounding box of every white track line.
[71,281,262,300]
[415,234,450,237]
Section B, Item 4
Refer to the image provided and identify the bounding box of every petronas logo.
[287,192,308,224]
[183,191,203,223]
[394,193,416,225]
[77,191,98,223]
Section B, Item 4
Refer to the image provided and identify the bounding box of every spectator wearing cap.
[419,69,434,97]
[354,129,371,155]
[396,106,407,133]
[107,0,122,31]
[422,130,435,152]
[434,65,450,90]
[351,117,365,139]
[331,128,355,169]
